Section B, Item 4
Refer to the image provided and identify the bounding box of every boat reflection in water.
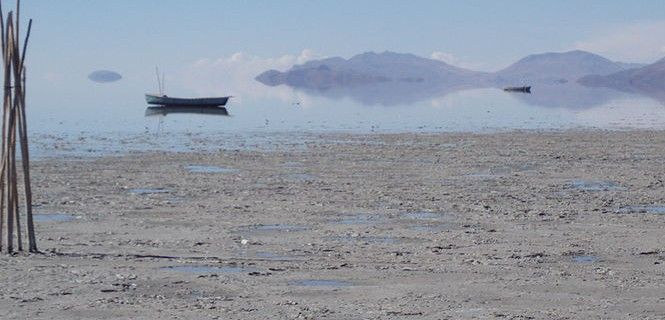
[144,106,230,117]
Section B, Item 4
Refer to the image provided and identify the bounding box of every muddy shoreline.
[1,130,664,319]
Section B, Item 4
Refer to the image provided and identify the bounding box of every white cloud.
[430,51,483,70]
[180,49,321,104]
[574,21,665,63]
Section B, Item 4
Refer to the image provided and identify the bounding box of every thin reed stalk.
[0,1,35,254]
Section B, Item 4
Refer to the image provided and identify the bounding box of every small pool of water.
[571,255,600,264]
[161,265,257,274]
[33,213,79,222]
[335,214,384,225]
[328,235,399,245]
[185,165,238,174]
[243,224,308,232]
[128,188,170,195]
[289,279,352,287]
[401,211,447,220]
[409,223,450,232]
[568,180,623,191]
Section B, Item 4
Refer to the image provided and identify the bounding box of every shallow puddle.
[33,213,79,222]
[161,265,257,274]
[571,255,600,264]
[409,224,450,232]
[401,211,445,220]
[128,188,170,195]
[335,214,384,225]
[289,279,352,287]
[617,205,665,214]
[328,235,399,245]
[185,165,237,174]
[568,180,623,191]
[243,224,308,233]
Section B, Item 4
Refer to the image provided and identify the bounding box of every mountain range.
[493,50,640,85]
[578,57,665,92]
[255,50,664,107]
[256,51,488,90]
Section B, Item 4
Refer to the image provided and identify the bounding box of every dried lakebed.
[2,130,665,319]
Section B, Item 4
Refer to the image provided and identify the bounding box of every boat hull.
[145,94,230,107]
[503,86,531,93]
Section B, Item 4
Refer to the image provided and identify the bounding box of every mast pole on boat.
[155,66,163,95]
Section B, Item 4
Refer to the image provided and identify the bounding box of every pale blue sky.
[9,0,665,107]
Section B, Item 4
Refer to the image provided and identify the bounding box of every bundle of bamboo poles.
[0,0,36,253]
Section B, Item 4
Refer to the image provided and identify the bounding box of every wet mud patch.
[467,164,537,178]
[333,213,385,225]
[288,279,353,287]
[128,188,170,195]
[33,213,80,222]
[185,165,238,174]
[161,265,258,274]
[325,234,426,245]
[567,180,624,191]
[281,161,303,168]
[401,211,448,220]
[401,211,455,232]
[617,205,665,215]
[254,252,302,261]
[409,224,451,232]
[286,173,317,182]
[571,255,600,264]
[239,224,309,233]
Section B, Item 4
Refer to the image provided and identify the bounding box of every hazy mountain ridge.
[492,50,631,85]
[254,50,664,107]
[578,57,665,92]
[256,50,646,90]
[256,51,490,89]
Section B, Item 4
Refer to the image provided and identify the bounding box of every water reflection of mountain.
[507,83,631,109]
[638,89,665,106]
[296,81,486,106]
[295,81,663,109]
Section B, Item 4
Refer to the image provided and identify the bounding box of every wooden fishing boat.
[146,67,231,107]
[144,106,229,117]
[503,86,531,93]
[145,94,231,107]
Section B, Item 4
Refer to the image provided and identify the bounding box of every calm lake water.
[27,82,665,158]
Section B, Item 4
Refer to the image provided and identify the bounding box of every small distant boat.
[503,86,531,93]
[145,94,231,107]
[145,67,231,107]
[144,106,229,117]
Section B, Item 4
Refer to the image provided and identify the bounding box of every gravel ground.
[1,130,664,319]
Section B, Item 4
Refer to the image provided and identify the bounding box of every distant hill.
[579,57,665,93]
[255,50,653,106]
[255,51,489,89]
[257,50,643,90]
[493,50,631,85]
